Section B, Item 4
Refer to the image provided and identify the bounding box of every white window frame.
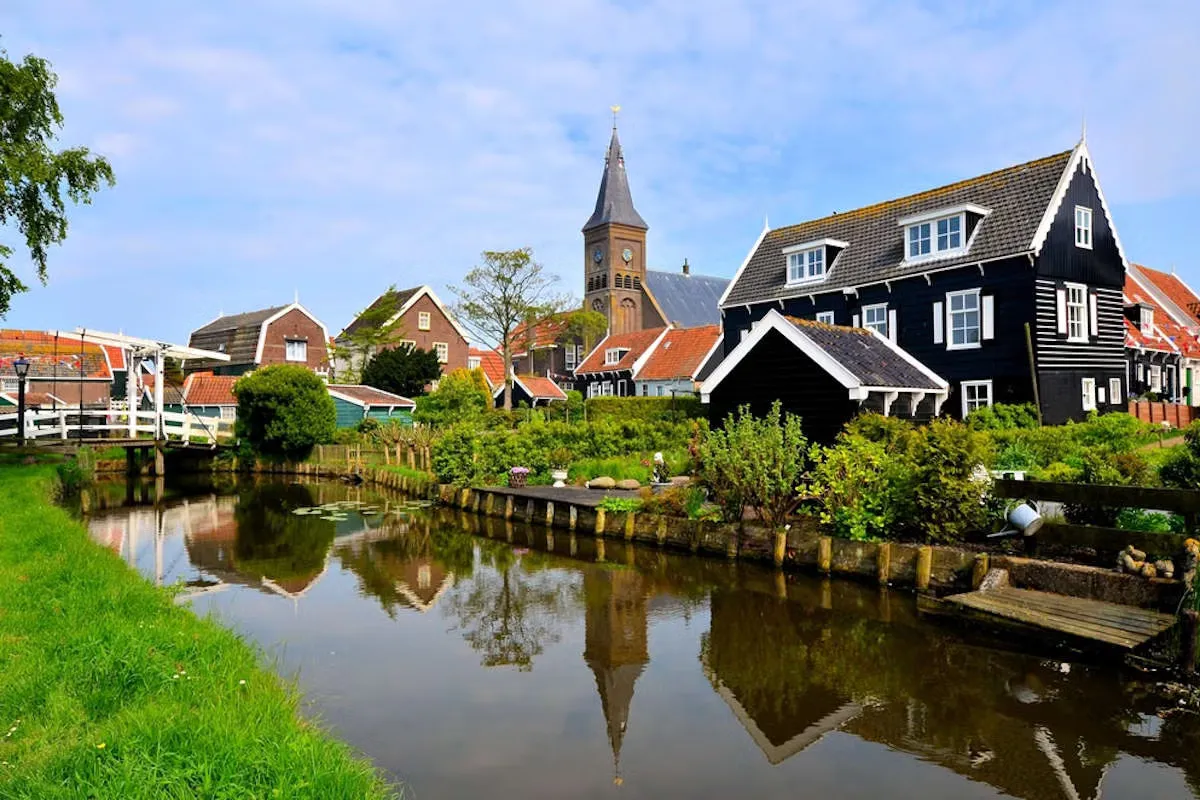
[604,348,627,365]
[617,379,626,396]
[861,304,888,336]
[1136,363,1145,382]
[433,342,449,363]
[786,246,825,285]
[396,339,417,351]
[1109,377,1122,405]
[1150,364,1163,393]
[284,339,307,362]
[947,289,982,350]
[1139,307,1154,337]
[417,311,431,331]
[1074,206,1093,249]
[600,380,614,397]
[565,345,577,370]
[961,380,993,417]
[468,356,481,370]
[906,213,965,262]
[1065,282,1088,342]
[815,311,835,325]
[1081,377,1097,411]
[219,406,236,420]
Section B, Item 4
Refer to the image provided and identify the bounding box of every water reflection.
[85,477,1200,799]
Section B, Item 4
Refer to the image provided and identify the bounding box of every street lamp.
[13,356,29,447]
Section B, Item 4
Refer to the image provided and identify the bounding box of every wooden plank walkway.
[478,484,640,509]
[943,582,1177,650]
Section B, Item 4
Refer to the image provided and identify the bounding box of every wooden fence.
[1127,401,1196,428]
[314,443,432,471]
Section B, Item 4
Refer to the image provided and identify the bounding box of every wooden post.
[972,553,990,590]
[546,532,555,551]
[545,501,555,528]
[657,517,667,546]
[772,529,787,567]
[1181,610,1199,676]
[594,508,606,536]
[817,536,832,573]
[624,513,635,541]
[569,505,578,531]
[876,542,891,586]
[60,410,68,440]
[569,533,577,557]
[916,545,933,592]
[484,493,495,516]
[595,538,605,562]
[774,570,787,599]
[504,495,514,521]
[820,577,832,610]
[525,499,534,523]
[154,443,165,477]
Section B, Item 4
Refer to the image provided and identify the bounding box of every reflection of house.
[335,520,456,615]
[583,566,648,784]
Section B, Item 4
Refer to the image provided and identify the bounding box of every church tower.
[583,115,648,335]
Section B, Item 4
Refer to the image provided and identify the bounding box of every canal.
[84,476,1200,799]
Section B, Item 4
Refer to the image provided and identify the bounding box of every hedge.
[585,395,705,422]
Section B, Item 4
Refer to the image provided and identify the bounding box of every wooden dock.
[923,570,1177,652]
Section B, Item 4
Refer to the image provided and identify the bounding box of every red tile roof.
[511,314,569,354]
[514,374,567,401]
[468,347,506,388]
[576,328,667,374]
[102,345,127,371]
[1124,273,1200,357]
[327,384,416,408]
[635,325,721,381]
[1134,264,1200,327]
[0,330,112,380]
[141,373,186,405]
[184,374,239,406]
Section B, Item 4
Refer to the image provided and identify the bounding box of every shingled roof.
[327,384,416,409]
[189,305,287,367]
[582,126,647,232]
[1132,263,1200,329]
[576,327,667,375]
[644,270,728,327]
[722,148,1075,307]
[338,287,420,338]
[636,325,721,382]
[469,346,506,389]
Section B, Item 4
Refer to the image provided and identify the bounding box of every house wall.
[721,257,1037,419]
[708,329,859,443]
[333,396,365,428]
[366,407,413,426]
[1127,350,1180,401]
[384,295,468,373]
[635,379,695,397]
[25,378,111,408]
[260,308,328,373]
[577,370,636,398]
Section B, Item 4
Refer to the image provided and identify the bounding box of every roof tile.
[576,327,666,374]
[636,325,721,381]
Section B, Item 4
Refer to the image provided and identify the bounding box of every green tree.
[360,344,441,398]
[331,285,407,382]
[450,248,567,410]
[233,365,336,461]
[413,367,492,427]
[0,51,115,316]
[560,308,608,352]
[699,401,810,530]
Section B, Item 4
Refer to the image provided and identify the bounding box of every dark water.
[85,477,1200,799]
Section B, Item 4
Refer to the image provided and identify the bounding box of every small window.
[1075,206,1093,249]
[216,342,226,353]
[1137,363,1145,382]
[565,346,577,371]
[961,380,993,417]
[604,347,627,365]
[285,339,307,362]
[908,213,964,261]
[418,312,431,331]
[862,304,888,336]
[1081,377,1097,411]
[219,406,236,420]
[1066,283,1087,342]
[816,311,835,325]
[1150,365,1162,393]
[1109,377,1122,404]
[468,356,481,370]
[1,377,17,392]
[786,247,825,284]
[433,342,449,363]
[640,384,647,396]
[656,385,664,396]
[1139,307,1154,337]
[600,381,613,396]
[947,289,981,349]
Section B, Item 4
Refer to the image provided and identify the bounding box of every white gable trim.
[379,285,472,344]
[327,387,416,409]
[573,334,610,377]
[692,333,726,383]
[253,303,331,365]
[1129,264,1200,334]
[1029,140,1130,272]
[629,327,672,380]
[718,218,771,307]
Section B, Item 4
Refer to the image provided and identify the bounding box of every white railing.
[0,408,235,445]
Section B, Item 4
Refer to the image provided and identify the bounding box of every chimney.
[682,258,690,276]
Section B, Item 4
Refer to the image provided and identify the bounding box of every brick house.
[334,285,469,380]
[186,303,330,376]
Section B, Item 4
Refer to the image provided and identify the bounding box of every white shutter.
[1088,291,1099,337]
[852,313,860,328]
[982,295,995,341]
[1056,286,1068,335]
[887,309,897,343]
[933,302,944,344]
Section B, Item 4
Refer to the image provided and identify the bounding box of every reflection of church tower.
[583,115,649,336]
[583,567,649,785]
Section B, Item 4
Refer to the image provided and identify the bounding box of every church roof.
[644,270,729,327]
[582,127,648,232]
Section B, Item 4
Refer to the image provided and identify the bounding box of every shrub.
[360,345,441,398]
[597,496,643,513]
[810,434,911,541]
[700,401,809,530]
[585,396,705,423]
[1160,421,1200,489]
[431,424,482,486]
[1062,449,1152,526]
[966,403,1039,431]
[233,365,336,461]
[414,368,492,427]
[907,418,992,543]
[356,417,381,435]
[1115,508,1185,534]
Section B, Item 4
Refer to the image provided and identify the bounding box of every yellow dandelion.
[96,743,106,749]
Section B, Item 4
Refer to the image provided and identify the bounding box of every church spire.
[582,113,648,233]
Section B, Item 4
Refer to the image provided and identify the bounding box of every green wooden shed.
[327,384,415,428]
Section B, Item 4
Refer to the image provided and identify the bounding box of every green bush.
[414,368,492,427]
[909,419,992,542]
[1115,507,1185,534]
[810,434,911,541]
[1062,449,1153,526]
[585,395,705,423]
[1160,421,1200,489]
[569,457,653,484]
[966,403,1039,430]
[233,365,336,461]
[597,496,643,513]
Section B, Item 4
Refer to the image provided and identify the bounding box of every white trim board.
[253,303,331,365]
[718,217,771,307]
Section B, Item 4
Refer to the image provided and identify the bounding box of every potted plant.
[548,447,573,488]
[508,466,530,488]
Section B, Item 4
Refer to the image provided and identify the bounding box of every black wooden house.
[709,137,1127,426]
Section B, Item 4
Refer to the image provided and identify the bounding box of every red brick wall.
[1127,400,1196,428]
[260,309,328,373]
[382,295,468,373]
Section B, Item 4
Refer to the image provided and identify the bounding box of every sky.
[2,0,1199,345]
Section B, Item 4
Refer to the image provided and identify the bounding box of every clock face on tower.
[592,246,604,263]
[591,298,605,312]
[622,248,633,263]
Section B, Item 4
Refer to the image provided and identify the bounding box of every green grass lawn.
[0,460,398,799]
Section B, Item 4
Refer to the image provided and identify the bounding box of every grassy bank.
[0,461,397,799]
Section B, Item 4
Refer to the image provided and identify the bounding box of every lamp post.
[13,356,30,447]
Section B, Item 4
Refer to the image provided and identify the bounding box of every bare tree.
[450,248,567,410]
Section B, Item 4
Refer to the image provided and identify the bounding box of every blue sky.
[3,0,1199,344]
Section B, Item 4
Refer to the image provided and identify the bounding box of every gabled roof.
[635,325,722,382]
[468,346,506,389]
[1131,263,1200,328]
[583,126,648,232]
[644,270,728,327]
[183,373,239,406]
[499,374,568,402]
[337,285,470,344]
[141,373,186,405]
[511,313,569,354]
[722,148,1075,307]
[575,327,668,375]
[188,303,327,367]
[701,310,947,400]
[1124,270,1200,358]
[0,330,113,380]
[327,384,416,409]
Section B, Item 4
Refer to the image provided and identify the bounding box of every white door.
[1081,378,1096,412]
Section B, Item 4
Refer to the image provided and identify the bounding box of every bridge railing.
[0,408,235,445]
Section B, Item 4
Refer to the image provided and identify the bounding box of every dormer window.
[604,347,628,365]
[1140,306,1154,337]
[898,204,988,263]
[782,238,847,287]
[468,356,481,370]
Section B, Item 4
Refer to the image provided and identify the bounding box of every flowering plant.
[509,466,530,475]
